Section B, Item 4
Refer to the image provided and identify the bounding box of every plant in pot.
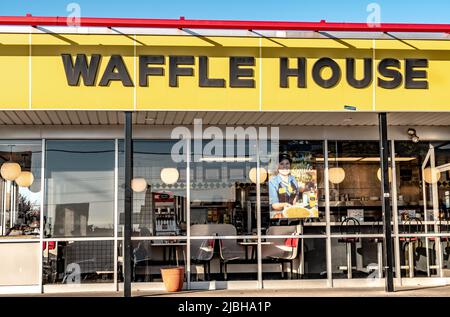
[160,266,185,292]
[159,244,185,292]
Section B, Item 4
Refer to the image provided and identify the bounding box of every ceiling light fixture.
[407,128,420,143]
[0,145,22,181]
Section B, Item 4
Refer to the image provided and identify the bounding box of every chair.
[217,226,248,280]
[262,225,300,279]
[133,241,153,282]
[369,220,384,278]
[191,224,246,281]
[338,217,361,279]
[399,217,422,278]
[190,224,216,281]
[428,215,450,275]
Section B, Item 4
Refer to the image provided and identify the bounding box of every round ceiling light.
[329,167,346,184]
[160,168,179,185]
[249,167,268,184]
[1,162,22,181]
[131,177,147,192]
[15,171,34,187]
[377,167,393,182]
[423,167,441,184]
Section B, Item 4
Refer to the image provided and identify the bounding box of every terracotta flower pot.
[161,267,185,292]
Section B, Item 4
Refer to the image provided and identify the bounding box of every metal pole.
[324,140,333,287]
[378,113,394,292]
[390,140,402,286]
[124,111,133,297]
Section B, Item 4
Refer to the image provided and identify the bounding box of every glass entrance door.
[422,144,450,277]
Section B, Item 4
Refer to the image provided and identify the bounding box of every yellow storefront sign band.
[0,33,449,111]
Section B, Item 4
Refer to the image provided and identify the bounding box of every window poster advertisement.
[269,151,319,219]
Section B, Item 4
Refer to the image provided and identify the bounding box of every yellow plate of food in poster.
[283,206,318,218]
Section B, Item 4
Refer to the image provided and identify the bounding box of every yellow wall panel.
[0,34,29,109]
[261,38,374,111]
[136,36,260,111]
[375,40,450,111]
[0,33,447,112]
[31,34,134,110]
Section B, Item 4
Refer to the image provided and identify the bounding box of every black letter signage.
[230,57,255,88]
[346,58,373,88]
[62,54,100,86]
[139,55,165,87]
[199,56,225,87]
[405,58,428,89]
[169,56,194,87]
[312,58,341,88]
[280,57,306,88]
[378,58,402,89]
[99,55,133,87]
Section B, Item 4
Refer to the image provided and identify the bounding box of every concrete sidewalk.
[5,285,450,297]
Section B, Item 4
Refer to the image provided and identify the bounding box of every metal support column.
[124,111,133,297]
[378,113,394,292]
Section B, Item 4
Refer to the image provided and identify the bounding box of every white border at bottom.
[0,285,41,295]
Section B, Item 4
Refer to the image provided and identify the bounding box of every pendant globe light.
[131,177,148,192]
[0,145,21,181]
[329,141,345,184]
[249,167,268,184]
[423,167,441,184]
[329,167,346,184]
[160,168,179,185]
[15,171,34,188]
[377,167,393,182]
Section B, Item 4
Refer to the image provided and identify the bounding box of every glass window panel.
[118,140,187,237]
[331,237,385,280]
[45,140,115,238]
[43,240,114,284]
[395,141,450,277]
[0,141,42,239]
[117,239,187,283]
[328,141,383,223]
[261,140,325,233]
[261,236,327,281]
[189,139,257,236]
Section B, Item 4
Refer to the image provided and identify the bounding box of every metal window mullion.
[379,113,394,292]
[256,138,262,289]
[186,138,191,290]
[390,140,402,286]
[123,112,133,297]
[11,184,15,227]
[114,138,118,291]
[430,147,443,277]
[324,140,333,287]
[39,139,46,293]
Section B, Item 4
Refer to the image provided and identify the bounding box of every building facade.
[0,17,450,294]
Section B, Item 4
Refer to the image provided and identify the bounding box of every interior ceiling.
[0,111,448,126]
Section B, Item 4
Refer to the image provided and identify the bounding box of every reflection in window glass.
[190,139,257,236]
[0,141,41,239]
[43,240,114,284]
[395,141,450,277]
[332,238,385,279]
[328,141,382,224]
[260,141,325,281]
[118,140,187,237]
[262,236,327,280]
[45,141,115,238]
[261,140,324,231]
[117,239,187,283]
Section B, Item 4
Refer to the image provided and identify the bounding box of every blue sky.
[1,0,449,23]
